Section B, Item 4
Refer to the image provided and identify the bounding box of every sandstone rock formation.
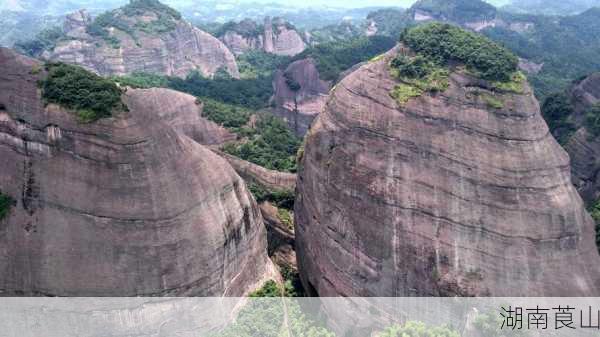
[219,19,265,56]
[216,150,296,192]
[63,9,93,39]
[272,58,331,136]
[213,150,297,276]
[43,1,239,78]
[260,202,296,270]
[562,73,600,204]
[295,46,600,297]
[218,17,306,57]
[408,0,535,33]
[0,48,269,296]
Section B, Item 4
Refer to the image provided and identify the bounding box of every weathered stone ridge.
[219,17,306,57]
[0,48,268,296]
[216,150,296,192]
[43,8,239,78]
[563,73,600,204]
[272,58,331,136]
[295,46,600,297]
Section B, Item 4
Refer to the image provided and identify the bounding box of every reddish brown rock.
[219,17,306,57]
[272,58,331,136]
[216,151,296,191]
[259,202,296,268]
[43,3,239,78]
[295,47,600,297]
[0,48,269,296]
[562,73,600,204]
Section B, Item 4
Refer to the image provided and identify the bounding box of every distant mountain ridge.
[503,0,600,15]
[216,17,307,56]
[20,0,240,78]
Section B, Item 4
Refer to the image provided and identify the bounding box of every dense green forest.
[210,298,334,336]
[402,23,519,82]
[214,19,264,38]
[248,183,295,210]
[541,84,600,144]
[366,9,413,37]
[168,72,273,109]
[41,62,123,122]
[483,8,600,98]
[86,0,181,47]
[308,21,366,45]
[237,51,292,79]
[113,71,301,173]
[292,35,396,81]
[379,321,460,337]
[540,93,576,144]
[113,70,274,109]
[411,0,497,23]
[223,114,301,173]
[14,26,64,57]
[389,23,522,106]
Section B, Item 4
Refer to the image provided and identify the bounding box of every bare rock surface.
[43,4,239,78]
[215,150,296,192]
[0,48,269,296]
[295,47,600,296]
[272,58,331,136]
[259,202,296,269]
[219,17,306,57]
[563,73,600,204]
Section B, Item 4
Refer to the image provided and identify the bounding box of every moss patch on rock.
[276,208,294,231]
[389,54,449,106]
[492,71,527,94]
[0,191,15,221]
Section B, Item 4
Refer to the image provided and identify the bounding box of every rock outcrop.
[408,0,535,34]
[43,1,239,78]
[218,17,306,57]
[562,73,600,204]
[0,48,269,296]
[272,58,331,136]
[295,46,600,297]
[260,202,296,269]
[215,150,296,192]
[63,9,93,39]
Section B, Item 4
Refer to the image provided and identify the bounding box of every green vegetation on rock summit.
[40,62,123,122]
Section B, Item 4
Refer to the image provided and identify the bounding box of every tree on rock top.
[400,22,519,82]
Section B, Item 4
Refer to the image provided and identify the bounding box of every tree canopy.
[401,23,519,82]
[40,63,123,122]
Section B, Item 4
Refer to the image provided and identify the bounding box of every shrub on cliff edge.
[401,23,518,82]
[40,63,123,122]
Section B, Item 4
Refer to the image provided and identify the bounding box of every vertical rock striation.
[0,48,269,296]
[562,73,600,204]
[218,17,306,57]
[42,2,239,78]
[295,47,600,297]
[272,58,331,136]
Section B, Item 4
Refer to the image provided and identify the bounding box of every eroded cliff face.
[219,17,306,57]
[272,58,331,136]
[295,47,600,297]
[0,48,269,296]
[43,6,239,78]
[563,73,600,204]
